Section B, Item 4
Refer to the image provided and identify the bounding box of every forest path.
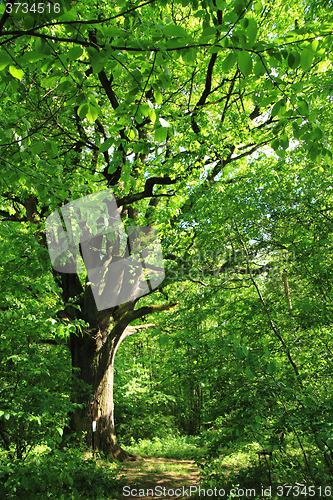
[117,456,200,499]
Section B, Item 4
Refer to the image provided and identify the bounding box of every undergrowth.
[125,435,204,460]
[0,437,123,500]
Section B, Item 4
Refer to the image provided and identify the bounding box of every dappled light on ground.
[118,456,200,500]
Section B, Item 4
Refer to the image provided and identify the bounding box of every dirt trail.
[118,456,200,499]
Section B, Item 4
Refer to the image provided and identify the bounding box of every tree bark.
[70,317,129,460]
[68,299,137,460]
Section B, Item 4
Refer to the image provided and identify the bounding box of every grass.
[122,435,333,499]
[125,434,204,459]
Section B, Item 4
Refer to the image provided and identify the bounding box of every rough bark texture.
[67,288,136,460]
[70,318,130,460]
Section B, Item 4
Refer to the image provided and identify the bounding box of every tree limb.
[127,302,179,322]
[116,176,178,207]
[191,52,218,133]
[122,323,156,339]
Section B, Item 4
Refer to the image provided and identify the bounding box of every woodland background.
[0,0,333,497]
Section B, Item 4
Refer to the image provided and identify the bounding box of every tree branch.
[191,52,218,133]
[116,176,178,207]
[122,323,156,339]
[127,302,179,322]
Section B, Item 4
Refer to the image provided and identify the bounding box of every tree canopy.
[1,0,333,496]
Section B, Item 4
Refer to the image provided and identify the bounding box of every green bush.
[126,434,203,460]
[0,439,122,500]
[117,413,177,446]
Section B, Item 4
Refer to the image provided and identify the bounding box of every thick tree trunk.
[70,342,129,459]
[69,301,133,460]
[66,287,160,460]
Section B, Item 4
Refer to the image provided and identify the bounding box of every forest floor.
[118,455,200,499]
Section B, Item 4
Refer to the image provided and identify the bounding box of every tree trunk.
[64,283,163,460]
[69,298,134,460]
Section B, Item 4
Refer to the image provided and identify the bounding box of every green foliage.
[197,439,333,497]
[114,346,178,444]
[0,439,121,500]
[0,225,78,460]
[0,0,333,487]
[126,435,203,460]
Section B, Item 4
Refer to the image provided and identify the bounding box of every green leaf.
[267,362,276,375]
[41,75,59,88]
[9,66,24,80]
[186,337,199,347]
[238,50,253,76]
[182,47,197,64]
[23,15,35,29]
[0,53,11,70]
[155,127,168,143]
[21,51,46,63]
[288,51,300,69]
[222,51,237,72]
[163,24,188,38]
[78,104,88,119]
[159,335,169,345]
[103,26,128,37]
[315,434,325,451]
[241,18,249,29]
[149,109,157,123]
[254,59,266,76]
[21,476,30,489]
[67,47,84,61]
[100,137,113,152]
[311,39,319,52]
[202,26,217,37]
[246,367,255,380]
[31,142,44,154]
[300,48,313,72]
[140,103,150,117]
[86,104,98,123]
[133,143,143,153]
[127,128,137,140]
[154,89,163,105]
[271,98,286,118]
[246,18,258,46]
[297,99,309,116]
